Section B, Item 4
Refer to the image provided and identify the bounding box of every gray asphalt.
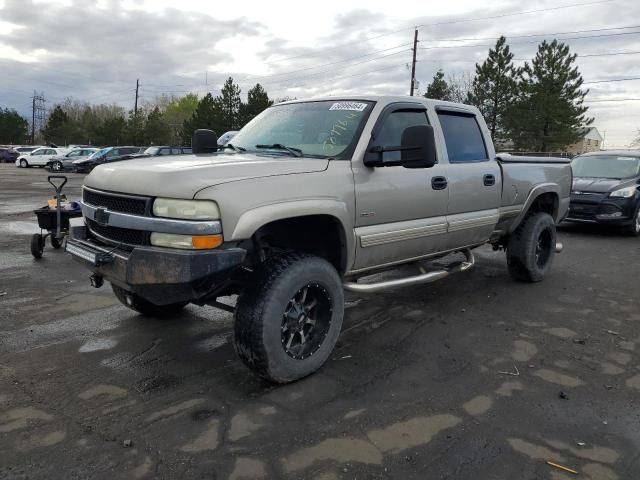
[1,164,639,480]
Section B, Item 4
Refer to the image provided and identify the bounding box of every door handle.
[431,176,448,190]
[483,174,496,186]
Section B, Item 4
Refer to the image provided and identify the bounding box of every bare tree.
[447,72,474,104]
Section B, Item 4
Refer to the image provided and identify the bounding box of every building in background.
[566,127,603,155]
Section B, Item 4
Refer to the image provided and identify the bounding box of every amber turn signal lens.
[191,234,223,249]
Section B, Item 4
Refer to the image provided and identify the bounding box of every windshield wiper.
[255,144,303,157]
[223,143,246,152]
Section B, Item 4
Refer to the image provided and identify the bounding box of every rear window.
[438,112,488,163]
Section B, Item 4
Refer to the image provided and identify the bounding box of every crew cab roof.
[577,150,640,158]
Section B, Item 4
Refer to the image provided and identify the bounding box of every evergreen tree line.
[26,77,273,147]
[422,38,592,152]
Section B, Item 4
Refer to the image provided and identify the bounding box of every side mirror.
[192,129,218,154]
[400,124,437,169]
[364,124,437,168]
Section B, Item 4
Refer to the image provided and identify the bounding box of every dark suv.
[567,150,640,235]
[73,146,143,173]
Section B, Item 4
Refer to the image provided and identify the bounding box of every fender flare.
[231,199,355,273]
[508,183,562,233]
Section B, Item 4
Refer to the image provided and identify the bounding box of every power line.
[584,98,640,102]
[584,77,640,84]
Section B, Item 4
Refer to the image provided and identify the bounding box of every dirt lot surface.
[1,164,639,480]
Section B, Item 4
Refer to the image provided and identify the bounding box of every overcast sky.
[1,0,639,146]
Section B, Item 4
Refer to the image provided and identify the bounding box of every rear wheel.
[507,212,557,282]
[30,234,44,259]
[51,161,63,171]
[234,254,344,383]
[50,235,63,249]
[112,284,188,317]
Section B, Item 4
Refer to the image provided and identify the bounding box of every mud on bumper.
[66,225,246,305]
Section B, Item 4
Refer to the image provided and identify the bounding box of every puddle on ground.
[508,438,566,462]
[180,418,220,452]
[18,430,66,451]
[533,369,585,387]
[0,407,52,433]
[495,381,524,397]
[583,463,618,480]
[344,408,366,420]
[78,384,128,401]
[545,327,577,339]
[282,438,382,473]
[512,340,538,362]
[546,439,619,464]
[194,334,229,352]
[132,456,152,479]
[229,412,263,442]
[608,352,632,365]
[625,374,640,390]
[229,457,266,480]
[146,398,204,422]
[78,337,118,353]
[367,414,461,454]
[462,395,493,416]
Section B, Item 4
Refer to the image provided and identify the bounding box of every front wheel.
[112,284,188,317]
[20,159,28,168]
[234,254,344,383]
[51,161,63,171]
[507,212,557,282]
[30,234,44,259]
[622,206,640,237]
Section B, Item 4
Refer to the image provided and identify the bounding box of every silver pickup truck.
[67,96,571,383]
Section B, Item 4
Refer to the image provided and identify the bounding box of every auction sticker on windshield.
[329,102,368,112]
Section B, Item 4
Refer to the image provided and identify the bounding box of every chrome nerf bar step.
[343,249,475,293]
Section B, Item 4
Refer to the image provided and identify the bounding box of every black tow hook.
[89,274,104,289]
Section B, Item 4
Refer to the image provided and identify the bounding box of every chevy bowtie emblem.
[94,207,110,226]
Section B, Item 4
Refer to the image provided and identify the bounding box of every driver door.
[352,103,449,271]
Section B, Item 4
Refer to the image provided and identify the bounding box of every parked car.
[13,146,42,155]
[73,146,143,173]
[46,148,99,171]
[16,147,69,168]
[566,150,640,235]
[126,146,193,159]
[67,95,571,383]
[217,131,238,146]
[0,147,19,163]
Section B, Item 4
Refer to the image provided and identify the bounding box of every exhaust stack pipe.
[555,242,563,253]
[344,249,475,293]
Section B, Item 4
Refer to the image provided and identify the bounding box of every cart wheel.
[30,234,45,259]
[50,235,63,249]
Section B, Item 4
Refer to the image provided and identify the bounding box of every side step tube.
[343,249,475,293]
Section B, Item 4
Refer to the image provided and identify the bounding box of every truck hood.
[83,153,330,198]
[572,177,630,194]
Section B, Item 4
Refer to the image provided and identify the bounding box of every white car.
[16,147,69,168]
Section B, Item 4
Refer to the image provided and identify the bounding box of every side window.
[375,110,429,162]
[68,151,81,157]
[437,112,488,163]
[171,148,182,155]
[46,149,56,155]
[159,148,171,156]
[105,150,117,159]
[182,147,192,154]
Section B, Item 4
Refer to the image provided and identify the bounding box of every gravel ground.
[1,164,639,480]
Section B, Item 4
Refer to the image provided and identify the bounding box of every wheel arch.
[508,184,562,233]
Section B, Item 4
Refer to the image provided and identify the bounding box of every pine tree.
[467,36,517,145]
[143,106,171,145]
[0,108,29,144]
[506,40,592,152]
[217,77,242,131]
[240,83,273,126]
[181,93,224,144]
[42,106,73,145]
[424,70,451,101]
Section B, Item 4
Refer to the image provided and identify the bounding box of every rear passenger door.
[436,109,501,247]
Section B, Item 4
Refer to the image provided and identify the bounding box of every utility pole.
[31,94,36,145]
[409,28,419,96]
[134,79,140,144]
[30,91,46,145]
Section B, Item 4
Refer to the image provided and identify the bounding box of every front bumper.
[66,225,246,305]
[566,194,638,225]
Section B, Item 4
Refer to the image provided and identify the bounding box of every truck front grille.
[83,188,150,215]
[86,219,149,248]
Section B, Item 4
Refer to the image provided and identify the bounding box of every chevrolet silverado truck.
[66,96,571,383]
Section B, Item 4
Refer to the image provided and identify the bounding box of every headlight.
[609,186,637,198]
[153,198,220,220]
[150,232,223,250]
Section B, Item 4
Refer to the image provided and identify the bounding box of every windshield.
[88,148,111,160]
[572,155,640,179]
[144,147,159,155]
[231,100,373,158]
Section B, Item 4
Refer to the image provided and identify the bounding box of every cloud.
[1,0,639,145]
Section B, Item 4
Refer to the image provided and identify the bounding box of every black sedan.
[46,148,98,171]
[566,150,640,235]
